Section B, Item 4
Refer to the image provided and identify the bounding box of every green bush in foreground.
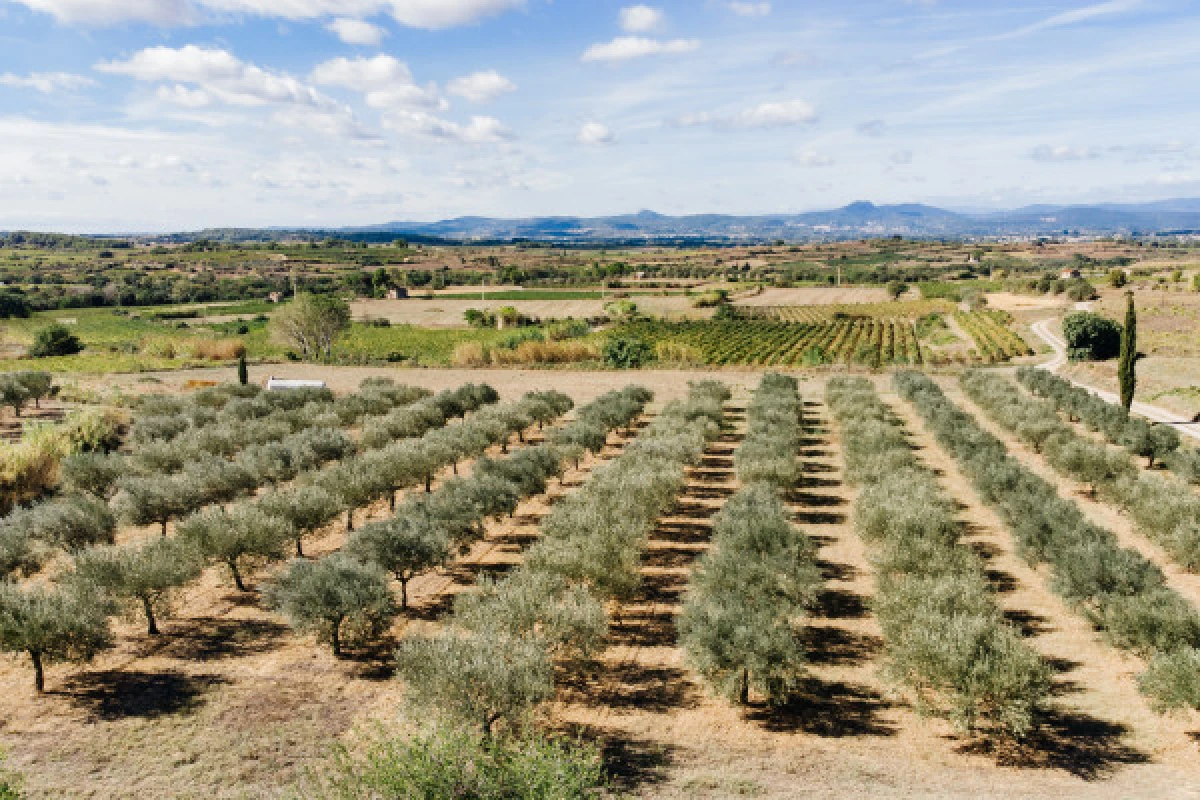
[28,324,83,358]
[314,727,605,800]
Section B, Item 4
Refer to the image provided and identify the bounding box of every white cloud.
[447,70,515,103]
[1030,144,1101,162]
[727,2,770,17]
[618,5,663,33]
[0,71,96,92]
[327,17,386,46]
[311,54,411,89]
[155,84,212,107]
[195,0,380,17]
[578,122,615,146]
[797,150,834,167]
[672,100,817,130]
[384,110,512,143]
[889,150,913,165]
[736,100,816,128]
[582,36,700,63]
[9,0,524,28]
[99,45,336,110]
[5,0,193,25]
[311,55,443,110]
[385,0,525,30]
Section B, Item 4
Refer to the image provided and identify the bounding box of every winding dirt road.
[1029,314,1200,442]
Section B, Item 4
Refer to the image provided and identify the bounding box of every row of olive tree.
[733,373,804,489]
[830,376,1049,739]
[896,371,1200,713]
[681,373,822,707]
[1017,366,1200,482]
[962,370,1200,573]
[392,382,727,737]
[0,381,504,691]
[265,387,649,659]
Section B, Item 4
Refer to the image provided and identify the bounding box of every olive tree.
[14,372,54,409]
[455,571,607,661]
[393,632,553,736]
[113,475,198,537]
[320,459,388,531]
[72,538,203,635]
[0,522,44,579]
[0,375,29,418]
[265,554,396,656]
[0,582,113,692]
[239,442,297,488]
[257,485,341,558]
[177,505,291,591]
[59,452,126,499]
[347,516,449,609]
[27,495,117,553]
[1123,421,1181,468]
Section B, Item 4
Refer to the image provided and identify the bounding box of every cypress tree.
[237,353,249,386]
[1118,291,1137,411]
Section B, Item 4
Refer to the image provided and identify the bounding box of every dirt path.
[1030,317,1200,442]
[884,390,1198,775]
[946,382,1200,614]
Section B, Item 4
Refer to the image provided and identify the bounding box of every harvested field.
[351,295,710,327]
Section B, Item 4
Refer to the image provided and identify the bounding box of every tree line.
[896,371,1200,714]
[830,376,1048,738]
[681,374,823,706]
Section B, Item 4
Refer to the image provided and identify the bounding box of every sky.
[0,0,1198,232]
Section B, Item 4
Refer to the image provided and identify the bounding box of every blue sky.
[0,0,1197,231]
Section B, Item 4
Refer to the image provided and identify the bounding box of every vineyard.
[613,308,1032,367]
[3,368,1200,798]
[613,318,926,366]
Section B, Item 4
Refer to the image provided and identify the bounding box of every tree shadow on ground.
[960,708,1150,780]
[643,543,707,571]
[140,618,290,661]
[560,662,698,713]
[340,633,399,681]
[655,520,715,544]
[558,723,677,794]
[1003,607,1056,637]
[809,584,870,619]
[62,670,227,721]
[747,676,897,738]
[609,606,681,648]
[800,625,882,667]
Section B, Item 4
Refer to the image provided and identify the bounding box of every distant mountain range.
[335,200,1200,243]
[150,198,1200,245]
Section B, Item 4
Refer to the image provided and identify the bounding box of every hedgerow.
[968,370,1200,574]
[830,376,1048,738]
[681,374,820,706]
[395,382,725,736]
[895,371,1200,713]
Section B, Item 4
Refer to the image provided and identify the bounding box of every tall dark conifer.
[1118,291,1137,411]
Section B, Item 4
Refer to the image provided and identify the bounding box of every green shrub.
[28,324,83,358]
[602,336,652,369]
[314,728,605,800]
[1140,648,1200,712]
[394,633,554,736]
[1063,312,1120,361]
